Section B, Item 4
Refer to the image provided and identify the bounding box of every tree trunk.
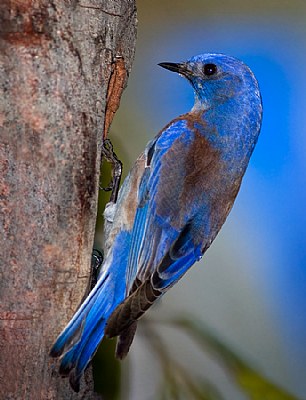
[0,1,136,399]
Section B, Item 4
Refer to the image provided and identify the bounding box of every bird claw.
[77,249,104,309]
[100,139,122,203]
[91,249,104,287]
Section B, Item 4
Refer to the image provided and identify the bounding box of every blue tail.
[50,269,125,392]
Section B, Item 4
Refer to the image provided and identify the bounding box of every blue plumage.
[50,53,262,391]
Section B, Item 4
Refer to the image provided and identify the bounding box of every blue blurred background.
[96,1,306,398]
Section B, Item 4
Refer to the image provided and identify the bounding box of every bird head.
[159,53,260,111]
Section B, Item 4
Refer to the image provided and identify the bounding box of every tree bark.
[0,1,136,399]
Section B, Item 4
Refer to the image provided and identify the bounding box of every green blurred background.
[93,1,306,399]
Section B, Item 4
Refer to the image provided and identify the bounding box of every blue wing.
[105,115,218,338]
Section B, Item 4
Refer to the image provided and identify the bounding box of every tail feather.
[58,314,107,378]
[58,345,78,377]
[50,272,110,358]
[49,308,87,359]
[59,288,113,376]
[115,321,138,360]
[50,269,124,391]
[68,318,109,391]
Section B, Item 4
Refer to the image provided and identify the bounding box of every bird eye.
[203,63,217,76]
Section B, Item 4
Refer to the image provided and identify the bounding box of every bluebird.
[50,53,262,391]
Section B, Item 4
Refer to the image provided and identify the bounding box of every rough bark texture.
[0,1,136,399]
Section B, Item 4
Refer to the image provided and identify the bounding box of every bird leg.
[81,140,122,304]
[100,138,122,203]
[77,249,104,308]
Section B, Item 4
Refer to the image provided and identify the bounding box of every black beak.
[158,62,190,77]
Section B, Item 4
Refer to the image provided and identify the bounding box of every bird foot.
[100,139,122,203]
